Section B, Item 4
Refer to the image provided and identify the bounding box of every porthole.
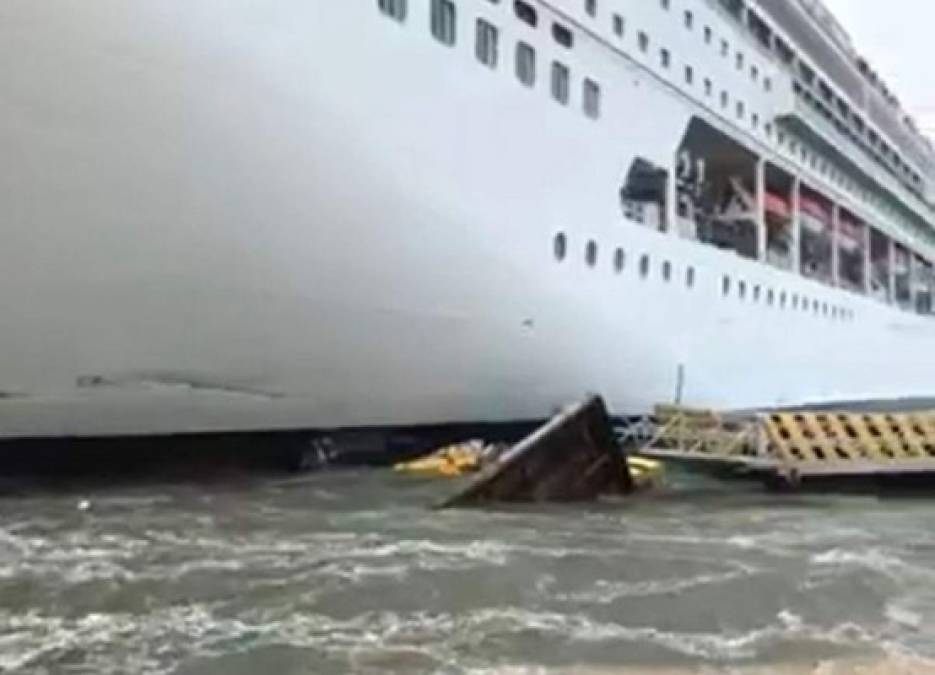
[722,275,731,296]
[585,240,598,267]
[662,260,672,281]
[639,254,650,278]
[553,232,567,261]
[686,266,695,288]
[614,247,625,273]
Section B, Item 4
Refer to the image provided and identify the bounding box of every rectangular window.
[660,48,670,68]
[378,0,407,21]
[585,0,597,17]
[613,14,624,36]
[551,61,570,105]
[552,23,574,48]
[684,10,693,29]
[583,78,601,119]
[638,31,649,52]
[516,41,536,87]
[430,0,456,46]
[684,65,694,85]
[476,18,498,67]
[514,0,537,27]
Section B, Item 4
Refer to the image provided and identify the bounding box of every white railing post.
[831,204,840,286]
[756,158,766,261]
[791,177,801,274]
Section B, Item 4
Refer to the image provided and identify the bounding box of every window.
[514,0,537,27]
[722,275,731,296]
[684,65,694,85]
[751,113,759,129]
[516,42,536,87]
[738,280,747,299]
[660,0,670,9]
[704,26,712,44]
[639,254,651,278]
[751,65,759,83]
[660,48,670,69]
[586,0,597,17]
[638,31,649,52]
[613,14,625,37]
[662,260,672,281]
[614,248,625,272]
[767,289,774,306]
[684,10,694,29]
[720,90,729,109]
[753,285,760,302]
[704,78,712,97]
[686,266,695,288]
[554,233,567,261]
[586,240,598,267]
[720,39,729,57]
[583,78,601,119]
[736,101,744,119]
[764,77,772,92]
[430,0,456,46]
[552,23,574,48]
[551,61,570,105]
[378,0,407,22]
[736,52,744,70]
[475,19,498,68]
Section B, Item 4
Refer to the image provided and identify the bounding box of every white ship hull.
[1,1,933,439]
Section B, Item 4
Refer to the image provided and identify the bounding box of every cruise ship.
[2,0,935,439]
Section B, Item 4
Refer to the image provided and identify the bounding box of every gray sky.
[821,0,935,137]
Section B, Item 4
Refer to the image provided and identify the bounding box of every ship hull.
[0,1,933,438]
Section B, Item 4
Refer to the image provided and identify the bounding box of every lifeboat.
[765,192,791,220]
[799,196,831,235]
[837,213,864,253]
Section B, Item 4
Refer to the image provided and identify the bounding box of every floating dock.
[635,405,935,488]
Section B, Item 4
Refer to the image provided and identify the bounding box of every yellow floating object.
[628,456,665,489]
[394,441,486,477]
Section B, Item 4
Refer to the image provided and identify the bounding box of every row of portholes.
[554,233,856,322]
[721,275,855,321]
[554,232,696,288]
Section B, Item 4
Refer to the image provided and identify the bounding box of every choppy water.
[3,468,935,674]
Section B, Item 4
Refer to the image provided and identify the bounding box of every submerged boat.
[2,0,935,439]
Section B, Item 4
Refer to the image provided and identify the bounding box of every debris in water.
[437,395,636,508]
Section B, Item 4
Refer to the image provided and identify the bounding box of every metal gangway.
[629,405,935,488]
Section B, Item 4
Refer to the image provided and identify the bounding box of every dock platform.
[634,405,935,488]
